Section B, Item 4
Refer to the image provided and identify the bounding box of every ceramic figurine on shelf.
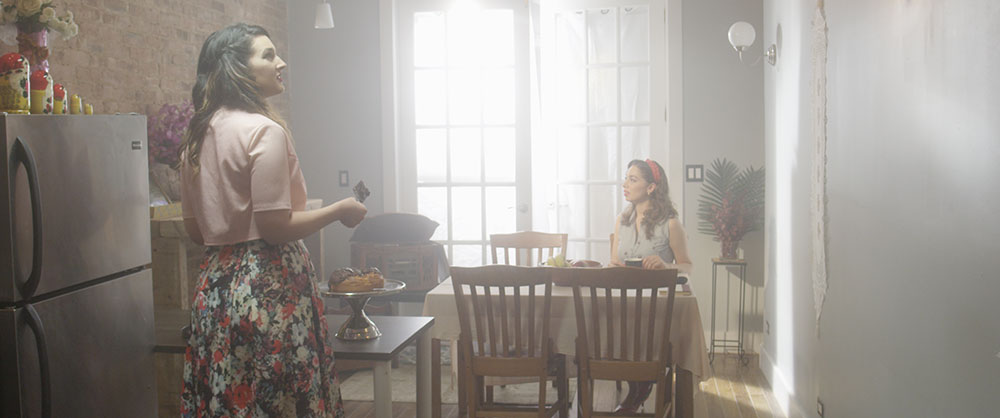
[0,53,30,114]
[52,83,65,114]
[29,69,53,114]
[69,93,81,114]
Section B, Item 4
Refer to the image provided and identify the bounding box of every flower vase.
[149,162,182,203]
[721,239,740,260]
[17,28,49,73]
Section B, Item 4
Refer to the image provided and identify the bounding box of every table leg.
[417,332,432,418]
[432,338,442,418]
[373,360,392,418]
[676,367,693,418]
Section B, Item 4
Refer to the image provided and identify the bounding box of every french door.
[395,0,532,266]
[392,0,666,266]
[535,0,666,264]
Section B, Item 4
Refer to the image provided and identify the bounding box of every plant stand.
[709,257,749,366]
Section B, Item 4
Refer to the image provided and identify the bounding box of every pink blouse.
[180,107,307,246]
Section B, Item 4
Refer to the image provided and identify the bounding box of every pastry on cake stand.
[321,268,406,340]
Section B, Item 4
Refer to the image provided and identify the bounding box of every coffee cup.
[625,257,643,268]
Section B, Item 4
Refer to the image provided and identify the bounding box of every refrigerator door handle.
[9,136,43,298]
[24,304,52,418]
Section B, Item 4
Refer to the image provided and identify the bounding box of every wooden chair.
[552,267,679,418]
[451,265,570,418]
[491,231,568,266]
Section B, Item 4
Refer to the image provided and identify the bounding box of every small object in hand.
[625,258,643,268]
[353,180,370,203]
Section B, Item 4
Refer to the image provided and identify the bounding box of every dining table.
[421,275,710,418]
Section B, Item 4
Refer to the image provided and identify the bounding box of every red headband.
[645,159,661,183]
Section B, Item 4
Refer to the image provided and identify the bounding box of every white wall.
[680,0,766,349]
[762,1,1000,417]
[286,0,384,271]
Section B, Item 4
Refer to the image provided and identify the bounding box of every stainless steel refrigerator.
[0,115,156,417]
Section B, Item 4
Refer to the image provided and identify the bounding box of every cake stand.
[321,279,406,340]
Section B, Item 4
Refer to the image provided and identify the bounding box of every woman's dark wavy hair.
[620,159,678,239]
[174,23,288,170]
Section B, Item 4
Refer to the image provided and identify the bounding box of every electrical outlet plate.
[817,398,825,417]
[685,164,704,182]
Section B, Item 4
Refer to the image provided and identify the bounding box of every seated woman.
[610,158,693,413]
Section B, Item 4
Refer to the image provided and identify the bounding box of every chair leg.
[457,343,468,418]
[557,361,569,418]
[485,385,494,405]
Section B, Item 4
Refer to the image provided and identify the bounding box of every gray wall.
[762,1,1000,416]
[681,0,766,348]
[285,0,768,335]
[286,0,384,271]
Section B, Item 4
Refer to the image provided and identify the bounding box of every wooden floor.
[342,354,784,418]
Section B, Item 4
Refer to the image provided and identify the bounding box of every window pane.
[418,187,448,241]
[452,244,484,267]
[481,10,514,67]
[587,8,617,64]
[414,11,445,68]
[621,66,649,122]
[589,184,616,241]
[556,67,586,123]
[415,70,446,125]
[450,128,481,182]
[482,68,514,125]
[452,187,482,240]
[620,6,649,63]
[448,9,481,67]
[588,126,617,181]
[449,69,481,125]
[555,11,585,67]
[590,240,611,265]
[484,127,515,182]
[485,186,516,237]
[557,184,586,237]
[557,126,586,181]
[416,128,447,183]
[567,240,587,261]
[588,67,618,123]
[621,126,650,170]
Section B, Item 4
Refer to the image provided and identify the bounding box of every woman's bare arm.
[255,197,367,245]
[665,218,693,274]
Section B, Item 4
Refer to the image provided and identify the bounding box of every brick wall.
[1,0,290,117]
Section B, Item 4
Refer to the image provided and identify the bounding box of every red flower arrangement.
[697,158,765,259]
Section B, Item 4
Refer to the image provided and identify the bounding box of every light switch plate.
[686,164,704,182]
[339,170,349,187]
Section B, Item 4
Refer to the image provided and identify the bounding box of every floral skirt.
[181,240,344,418]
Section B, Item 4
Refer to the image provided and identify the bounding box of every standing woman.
[610,158,693,413]
[178,23,365,417]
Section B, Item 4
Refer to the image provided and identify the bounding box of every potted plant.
[696,158,765,260]
[147,101,194,203]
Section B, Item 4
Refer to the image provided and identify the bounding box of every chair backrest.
[450,265,553,359]
[490,231,568,266]
[552,267,678,364]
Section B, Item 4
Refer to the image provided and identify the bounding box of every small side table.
[327,314,435,418]
[709,257,749,365]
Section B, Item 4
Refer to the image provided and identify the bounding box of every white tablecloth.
[421,278,710,381]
